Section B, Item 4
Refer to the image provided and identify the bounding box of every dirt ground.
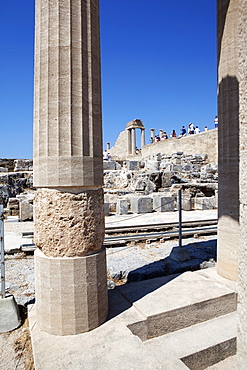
[0,307,34,370]
[1,219,35,370]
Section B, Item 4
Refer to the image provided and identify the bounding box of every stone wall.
[109,129,129,159]
[141,129,218,163]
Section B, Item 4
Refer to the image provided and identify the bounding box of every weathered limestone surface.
[34,188,104,257]
[238,0,247,367]
[217,0,239,281]
[35,248,108,335]
[141,130,218,163]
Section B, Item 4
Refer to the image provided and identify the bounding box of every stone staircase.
[30,267,237,369]
[116,268,237,369]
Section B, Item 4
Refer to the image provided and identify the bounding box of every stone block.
[126,161,139,171]
[103,161,116,170]
[0,295,21,333]
[194,196,216,210]
[104,202,110,216]
[153,195,174,212]
[19,200,33,221]
[130,197,153,214]
[160,161,171,170]
[145,161,160,171]
[35,248,108,335]
[116,199,128,215]
[0,167,8,173]
[182,196,192,211]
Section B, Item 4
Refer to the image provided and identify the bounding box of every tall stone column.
[132,128,136,154]
[141,128,145,148]
[33,0,108,335]
[217,0,239,281]
[238,0,247,367]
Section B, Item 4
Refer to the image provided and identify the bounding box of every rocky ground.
[0,217,217,369]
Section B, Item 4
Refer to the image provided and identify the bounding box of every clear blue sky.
[0,0,217,158]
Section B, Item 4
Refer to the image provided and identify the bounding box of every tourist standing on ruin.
[180,126,186,136]
[103,150,109,160]
[170,129,176,137]
[161,132,168,140]
[188,122,195,134]
[214,115,218,128]
[195,126,200,134]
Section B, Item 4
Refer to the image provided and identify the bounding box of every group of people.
[181,123,201,136]
[151,129,177,143]
[151,116,218,142]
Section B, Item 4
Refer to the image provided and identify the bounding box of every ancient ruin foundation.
[33,0,108,335]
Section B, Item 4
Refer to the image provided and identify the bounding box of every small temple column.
[141,128,145,148]
[159,129,163,138]
[127,129,132,154]
[106,142,110,151]
[131,128,136,154]
[150,129,155,142]
[33,0,108,335]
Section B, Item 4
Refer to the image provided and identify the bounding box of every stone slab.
[118,269,236,320]
[0,294,21,333]
[29,268,237,370]
[144,312,236,369]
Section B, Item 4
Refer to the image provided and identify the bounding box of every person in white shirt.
[214,115,218,128]
[103,150,109,160]
[195,126,200,134]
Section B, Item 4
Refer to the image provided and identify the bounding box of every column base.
[35,248,108,335]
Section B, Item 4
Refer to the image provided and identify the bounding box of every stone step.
[144,312,237,370]
[205,355,237,369]
[116,268,237,340]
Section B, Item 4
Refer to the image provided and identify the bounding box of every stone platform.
[29,267,237,369]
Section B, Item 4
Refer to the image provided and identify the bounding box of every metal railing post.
[178,189,182,247]
[0,205,5,298]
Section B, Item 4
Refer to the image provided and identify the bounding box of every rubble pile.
[0,151,218,220]
[103,152,218,213]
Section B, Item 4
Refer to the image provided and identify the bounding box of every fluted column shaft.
[34,0,103,188]
[33,0,108,335]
